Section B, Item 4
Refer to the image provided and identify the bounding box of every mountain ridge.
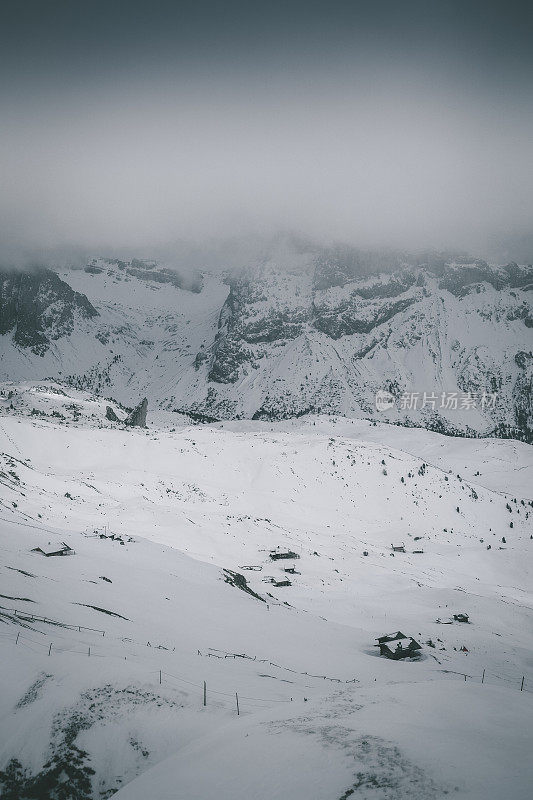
[1,245,532,441]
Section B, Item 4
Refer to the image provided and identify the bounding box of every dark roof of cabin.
[380,637,422,652]
[376,630,406,643]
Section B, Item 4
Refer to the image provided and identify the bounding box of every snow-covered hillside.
[1,382,532,798]
[1,241,532,441]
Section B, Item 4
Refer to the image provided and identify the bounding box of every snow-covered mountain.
[1,240,532,441]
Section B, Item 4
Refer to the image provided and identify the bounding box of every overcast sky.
[1,1,532,263]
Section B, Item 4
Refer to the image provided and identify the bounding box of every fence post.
[16,632,20,645]
[482,669,485,684]
[159,670,162,685]
[464,674,466,682]
[236,693,240,716]
[88,647,91,657]
[203,681,207,707]
[48,643,52,656]
[521,676,525,691]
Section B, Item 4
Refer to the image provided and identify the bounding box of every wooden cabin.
[453,613,470,623]
[32,541,75,557]
[269,550,300,561]
[378,636,422,660]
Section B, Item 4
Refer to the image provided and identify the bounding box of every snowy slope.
[114,683,533,800]
[1,383,532,798]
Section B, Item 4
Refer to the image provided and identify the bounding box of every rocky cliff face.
[0,268,98,355]
[0,248,531,442]
[194,253,533,441]
[84,258,204,293]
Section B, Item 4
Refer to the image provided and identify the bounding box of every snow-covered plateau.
[0,381,532,799]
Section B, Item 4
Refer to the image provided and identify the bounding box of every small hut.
[269,549,300,561]
[391,543,406,553]
[453,613,470,623]
[376,632,422,660]
[32,541,75,557]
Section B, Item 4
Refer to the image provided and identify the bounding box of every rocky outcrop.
[312,296,417,339]
[512,352,533,439]
[0,268,98,355]
[438,261,533,297]
[105,400,148,427]
[85,258,204,293]
[105,406,122,423]
[125,398,148,428]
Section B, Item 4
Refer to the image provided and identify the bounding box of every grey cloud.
[1,1,532,264]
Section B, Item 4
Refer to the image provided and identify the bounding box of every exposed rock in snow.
[125,398,148,428]
[105,406,122,423]
[0,267,98,355]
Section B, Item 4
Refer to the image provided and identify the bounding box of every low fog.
[1,1,532,266]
